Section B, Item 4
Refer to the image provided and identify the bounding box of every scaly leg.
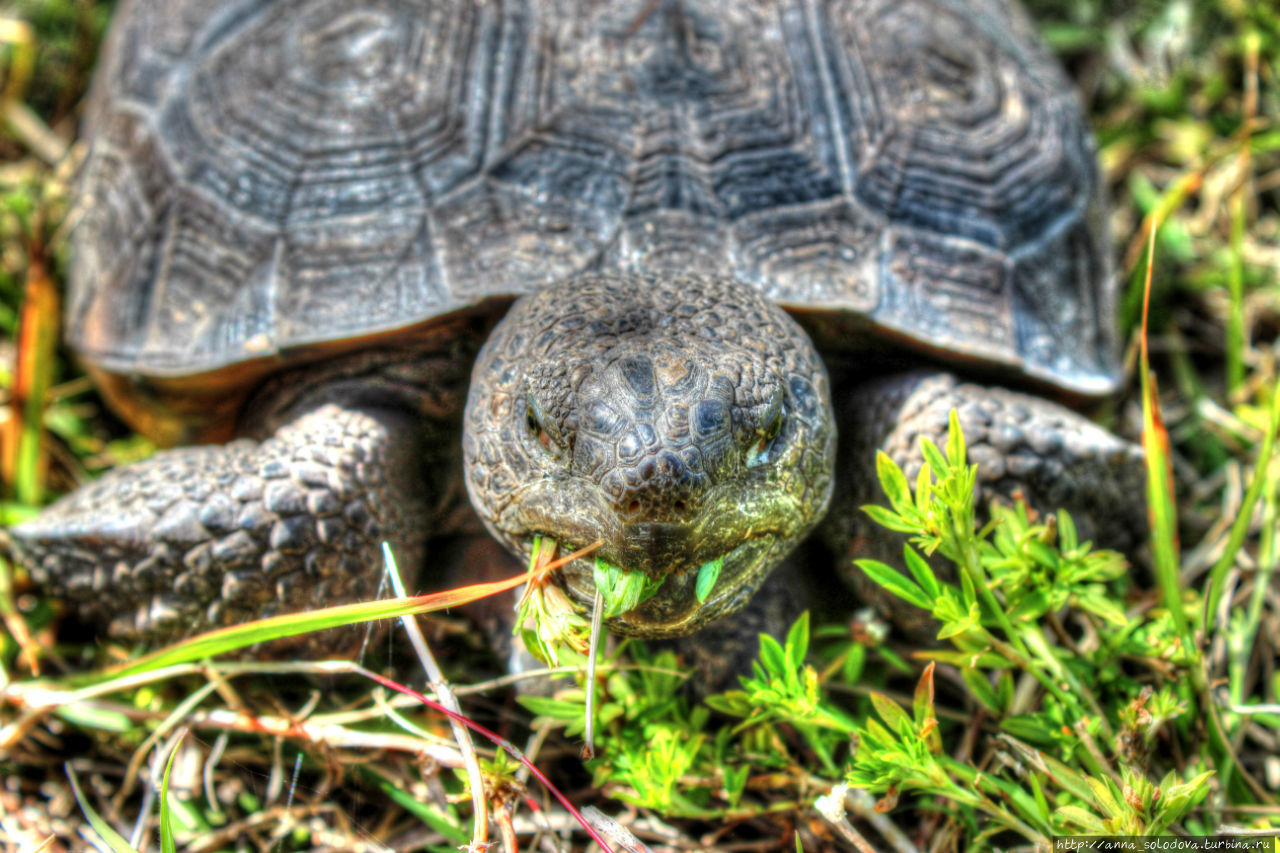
[11,402,427,643]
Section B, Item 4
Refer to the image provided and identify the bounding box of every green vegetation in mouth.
[590,553,728,615]
[592,556,666,618]
[515,536,591,666]
[694,556,724,604]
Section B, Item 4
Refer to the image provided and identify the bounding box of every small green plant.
[522,645,719,817]
[706,612,857,773]
[858,413,1156,732]
[846,412,1214,844]
[845,662,1212,842]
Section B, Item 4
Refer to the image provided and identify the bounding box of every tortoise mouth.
[528,534,779,638]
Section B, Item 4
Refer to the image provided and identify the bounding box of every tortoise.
[11,0,1145,647]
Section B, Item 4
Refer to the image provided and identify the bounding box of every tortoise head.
[463,273,835,637]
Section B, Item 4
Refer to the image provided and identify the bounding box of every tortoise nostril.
[626,499,642,516]
[673,500,687,515]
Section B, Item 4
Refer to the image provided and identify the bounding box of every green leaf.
[932,591,967,624]
[869,692,912,735]
[1136,223,1188,650]
[921,649,1008,669]
[1004,736,1097,805]
[519,627,552,666]
[704,690,754,717]
[996,671,1015,710]
[842,642,866,684]
[1057,510,1078,552]
[695,557,724,603]
[946,410,966,467]
[723,765,749,808]
[109,566,544,677]
[785,611,810,671]
[920,438,948,479]
[875,451,913,511]
[1006,589,1050,623]
[1155,771,1213,826]
[936,617,978,640]
[1055,805,1106,834]
[518,696,588,721]
[1206,378,1280,618]
[912,663,935,729]
[855,560,932,610]
[999,716,1058,747]
[915,464,933,514]
[859,717,897,750]
[593,557,665,618]
[1085,774,1122,817]
[960,568,977,609]
[902,546,941,599]
[1074,588,1129,626]
[860,504,919,534]
[377,779,470,845]
[1024,540,1060,570]
[53,704,134,732]
[960,667,1003,713]
[758,634,787,679]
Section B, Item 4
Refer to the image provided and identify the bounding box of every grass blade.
[2,253,57,504]
[67,765,140,853]
[106,560,570,679]
[1225,30,1258,394]
[1138,217,1188,645]
[159,730,186,853]
[1204,380,1280,620]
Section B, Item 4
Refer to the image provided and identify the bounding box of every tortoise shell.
[69,0,1118,438]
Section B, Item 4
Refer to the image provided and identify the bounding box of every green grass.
[1,0,1277,850]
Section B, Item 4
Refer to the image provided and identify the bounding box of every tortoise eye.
[525,398,559,456]
[763,406,783,443]
[747,398,785,468]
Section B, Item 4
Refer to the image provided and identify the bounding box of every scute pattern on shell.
[70,0,1116,398]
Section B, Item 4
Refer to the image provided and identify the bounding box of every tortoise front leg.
[11,402,428,642]
[825,371,1147,618]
